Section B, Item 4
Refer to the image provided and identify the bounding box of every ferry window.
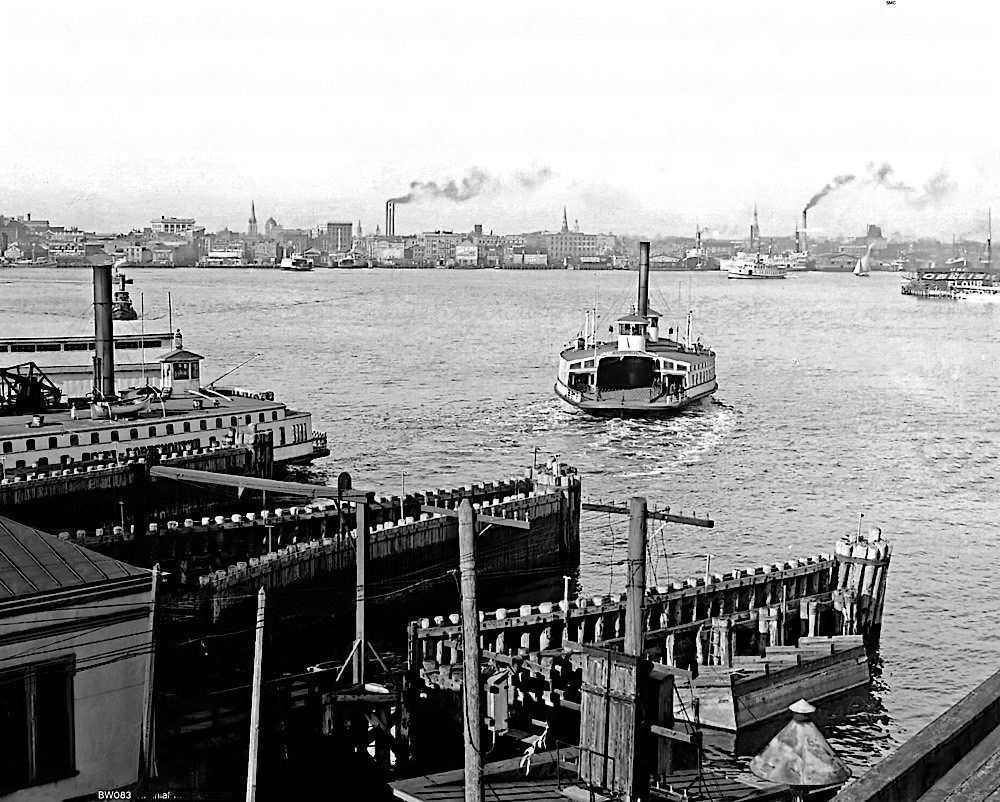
[0,657,76,791]
[25,439,34,451]
[15,460,25,468]
[115,341,139,349]
[183,422,191,433]
[36,343,61,352]
[65,342,89,351]
[0,345,6,352]
[173,362,190,380]
[279,427,286,446]
[165,424,174,435]
[69,435,79,447]
[110,431,119,442]
[148,426,156,437]
[89,433,99,445]
[584,360,595,368]
[258,413,265,423]
[2,442,10,453]
[245,415,251,425]
[199,420,207,431]
[129,428,138,440]
[37,457,48,466]
[191,362,200,379]
[216,418,223,428]
[11,344,36,352]
[271,411,278,421]
[230,416,237,427]
[142,339,162,348]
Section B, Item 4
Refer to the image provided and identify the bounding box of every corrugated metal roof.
[0,516,148,600]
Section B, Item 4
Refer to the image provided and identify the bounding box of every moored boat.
[280,254,314,272]
[112,264,139,320]
[723,252,787,279]
[554,242,717,417]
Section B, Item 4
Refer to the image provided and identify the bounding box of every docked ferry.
[554,242,717,416]
[723,252,788,279]
[0,266,327,473]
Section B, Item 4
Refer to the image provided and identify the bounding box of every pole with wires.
[625,497,647,657]
[458,499,483,802]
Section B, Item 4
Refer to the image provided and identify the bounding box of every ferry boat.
[112,267,139,320]
[723,252,787,279]
[280,254,314,272]
[0,265,328,472]
[554,242,717,416]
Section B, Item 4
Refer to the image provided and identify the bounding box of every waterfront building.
[252,240,279,266]
[323,222,353,254]
[150,216,196,237]
[455,240,478,266]
[416,231,460,266]
[0,516,153,800]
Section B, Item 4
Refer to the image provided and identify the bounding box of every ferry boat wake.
[554,241,718,417]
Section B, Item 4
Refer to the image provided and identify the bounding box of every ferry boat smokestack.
[638,241,650,317]
[801,208,809,253]
[92,263,115,398]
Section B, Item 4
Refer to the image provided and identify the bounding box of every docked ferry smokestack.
[92,263,115,398]
[801,208,809,253]
[638,241,650,317]
[385,200,395,237]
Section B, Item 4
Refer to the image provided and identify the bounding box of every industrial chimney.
[92,264,115,398]
[637,241,650,317]
[385,200,395,237]
[801,208,809,254]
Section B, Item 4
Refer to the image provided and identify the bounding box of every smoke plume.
[804,173,856,212]
[804,162,957,213]
[391,166,553,204]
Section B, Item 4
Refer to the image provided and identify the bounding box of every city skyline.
[4,1,1000,238]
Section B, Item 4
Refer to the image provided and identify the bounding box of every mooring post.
[139,563,160,780]
[246,587,266,802]
[625,496,647,656]
[458,498,483,802]
[354,499,369,685]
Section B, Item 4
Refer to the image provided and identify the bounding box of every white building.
[150,216,196,236]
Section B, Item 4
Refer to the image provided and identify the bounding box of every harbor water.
[2,266,998,774]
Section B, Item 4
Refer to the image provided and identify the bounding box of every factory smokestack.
[638,241,650,317]
[801,208,809,254]
[385,200,395,237]
[92,264,115,398]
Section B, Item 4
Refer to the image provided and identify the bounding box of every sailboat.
[853,243,874,277]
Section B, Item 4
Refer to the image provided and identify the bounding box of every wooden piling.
[245,587,265,802]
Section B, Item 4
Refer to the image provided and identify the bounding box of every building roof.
[0,516,148,600]
[160,348,204,362]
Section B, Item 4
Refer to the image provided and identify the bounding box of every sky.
[3,0,999,239]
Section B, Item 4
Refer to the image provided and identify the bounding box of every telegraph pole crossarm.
[582,500,714,529]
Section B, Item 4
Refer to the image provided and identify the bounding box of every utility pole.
[246,587,266,802]
[353,499,369,685]
[624,497,647,657]
[140,564,159,779]
[458,499,484,802]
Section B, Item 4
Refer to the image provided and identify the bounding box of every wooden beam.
[150,465,373,502]
[582,501,714,528]
[420,504,532,530]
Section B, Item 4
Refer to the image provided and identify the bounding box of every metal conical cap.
[750,699,851,788]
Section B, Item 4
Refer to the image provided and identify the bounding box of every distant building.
[253,240,279,266]
[200,247,245,266]
[247,201,258,238]
[455,240,478,266]
[416,231,460,266]
[151,216,196,236]
[264,216,278,238]
[0,516,153,801]
[324,222,353,254]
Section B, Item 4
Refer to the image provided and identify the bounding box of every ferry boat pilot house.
[158,332,202,396]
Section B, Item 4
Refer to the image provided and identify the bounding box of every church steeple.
[248,200,258,238]
[561,206,569,234]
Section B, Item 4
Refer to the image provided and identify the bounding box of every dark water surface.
[3,266,998,773]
